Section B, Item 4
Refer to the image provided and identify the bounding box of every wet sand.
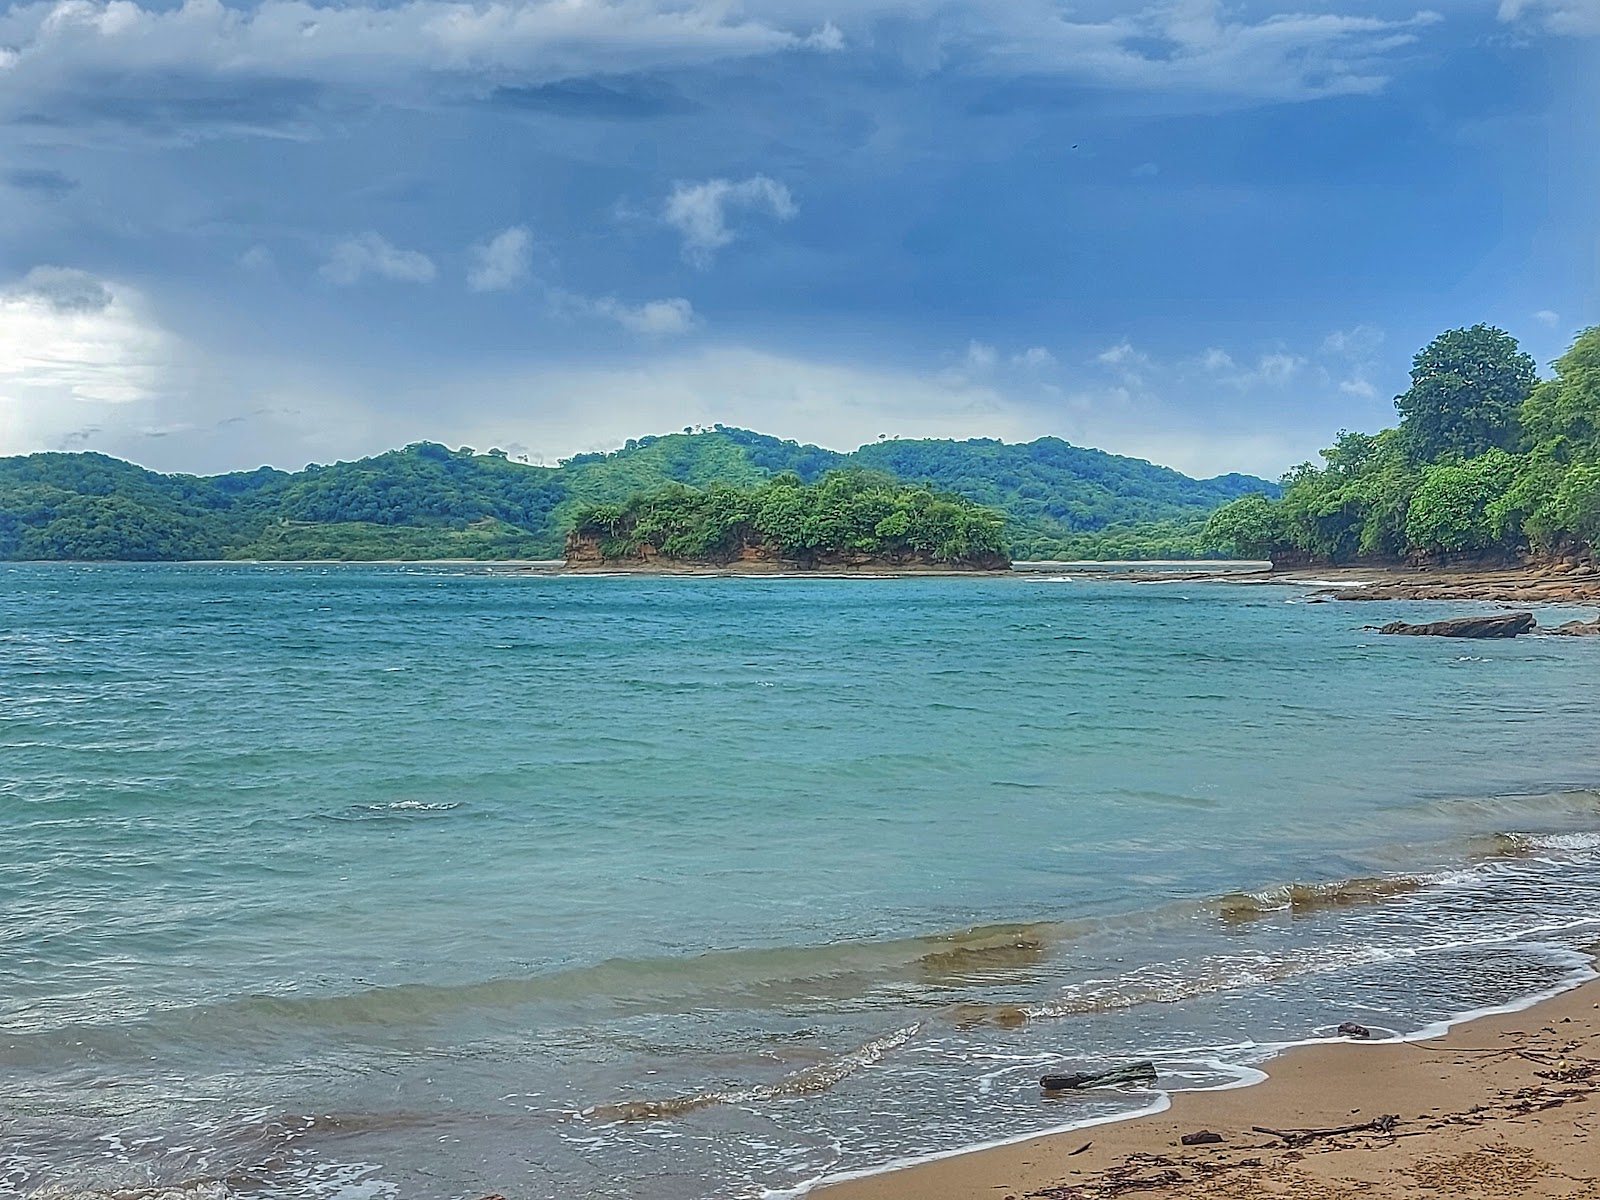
[817,978,1600,1200]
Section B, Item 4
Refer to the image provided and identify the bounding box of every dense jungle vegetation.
[0,429,1272,562]
[569,470,1008,565]
[1204,325,1600,565]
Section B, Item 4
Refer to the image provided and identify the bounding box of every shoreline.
[814,971,1600,1200]
[7,557,1598,605]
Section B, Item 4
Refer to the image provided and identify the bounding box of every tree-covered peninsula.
[0,429,1273,562]
[566,471,1010,570]
[1204,326,1600,566]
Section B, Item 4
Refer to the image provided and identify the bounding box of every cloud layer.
[0,0,1477,140]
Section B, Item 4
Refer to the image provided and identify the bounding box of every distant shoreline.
[8,560,1599,605]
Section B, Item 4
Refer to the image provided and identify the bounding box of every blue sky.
[0,0,1595,479]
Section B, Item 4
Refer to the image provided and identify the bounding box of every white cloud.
[1320,324,1385,359]
[467,226,532,293]
[1011,346,1055,369]
[1132,161,1160,178]
[663,174,797,268]
[1318,323,1384,403]
[1533,308,1562,327]
[1254,352,1302,383]
[1096,340,1142,367]
[238,244,276,273]
[965,340,998,370]
[1498,0,1600,36]
[1187,346,1303,387]
[319,232,436,286]
[589,295,697,336]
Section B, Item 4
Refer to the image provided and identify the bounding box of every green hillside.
[0,428,1277,562]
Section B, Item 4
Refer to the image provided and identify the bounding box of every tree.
[1395,325,1536,462]
[1403,450,1518,555]
[1201,494,1286,558]
[1520,326,1600,464]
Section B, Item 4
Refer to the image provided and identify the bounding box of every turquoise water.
[4,563,1600,1199]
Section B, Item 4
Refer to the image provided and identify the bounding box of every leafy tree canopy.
[1395,324,1537,462]
[570,470,1009,566]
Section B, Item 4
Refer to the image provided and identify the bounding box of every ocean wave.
[583,1024,921,1123]
[27,1185,234,1200]
[319,801,463,822]
[1216,875,1429,920]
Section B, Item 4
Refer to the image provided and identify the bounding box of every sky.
[0,0,1596,481]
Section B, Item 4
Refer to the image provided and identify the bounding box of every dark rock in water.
[1551,618,1600,637]
[1337,1021,1372,1039]
[1041,1061,1158,1091]
[1181,1130,1225,1146]
[1377,612,1535,639]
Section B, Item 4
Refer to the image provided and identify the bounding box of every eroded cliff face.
[563,531,1010,572]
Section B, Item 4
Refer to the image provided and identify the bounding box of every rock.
[1551,618,1600,637]
[1337,1022,1372,1039]
[1181,1131,1225,1146]
[1377,612,1536,639]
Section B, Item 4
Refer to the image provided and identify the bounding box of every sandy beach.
[818,976,1600,1200]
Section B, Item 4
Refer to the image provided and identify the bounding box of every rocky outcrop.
[1298,562,1600,604]
[562,531,1011,573]
[1377,612,1537,639]
[1550,618,1600,637]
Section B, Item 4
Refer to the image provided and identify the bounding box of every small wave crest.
[1216,875,1428,921]
[584,1024,922,1122]
[322,800,463,822]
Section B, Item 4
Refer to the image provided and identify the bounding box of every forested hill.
[0,429,1276,562]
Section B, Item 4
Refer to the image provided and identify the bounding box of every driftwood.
[1376,612,1535,639]
[1180,1130,1224,1145]
[1041,1061,1159,1091]
[1252,1114,1399,1145]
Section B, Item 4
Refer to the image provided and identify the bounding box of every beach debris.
[1041,1061,1159,1091]
[1337,1021,1373,1039]
[1068,1142,1093,1156]
[1251,1113,1400,1146]
[1374,612,1536,639]
[1180,1130,1224,1145]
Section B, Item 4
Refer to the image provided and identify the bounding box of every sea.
[4,562,1600,1200]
